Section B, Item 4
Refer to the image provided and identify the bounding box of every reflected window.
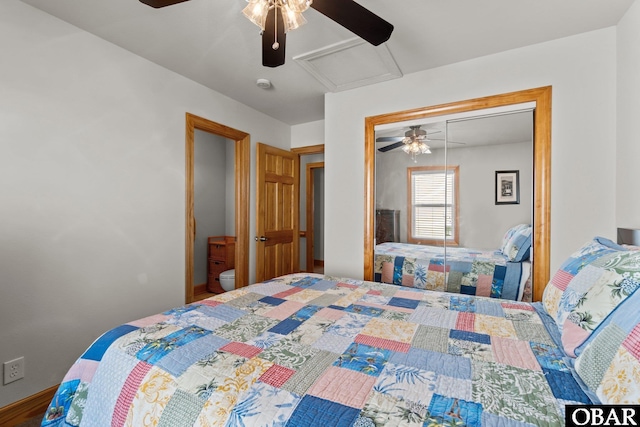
[407,166,459,245]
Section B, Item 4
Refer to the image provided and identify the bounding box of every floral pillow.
[542,237,627,332]
[574,286,640,403]
[501,225,532,262]
[560,249,640,357]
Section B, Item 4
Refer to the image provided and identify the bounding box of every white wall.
[193,131,229,285]
[0,0,289,407]
[325,27,618,281]
[226,139,236,236]
[617,0,640,228]
[313,168,325,260]
[291,120,325,148]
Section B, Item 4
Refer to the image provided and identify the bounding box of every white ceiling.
[20,0,634,125]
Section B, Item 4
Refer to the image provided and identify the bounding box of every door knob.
[255,236,268,242]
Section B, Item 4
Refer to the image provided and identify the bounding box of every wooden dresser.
[207,235,235,293]
[376,209,400,244]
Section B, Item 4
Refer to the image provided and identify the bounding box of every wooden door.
[256,143,299,282]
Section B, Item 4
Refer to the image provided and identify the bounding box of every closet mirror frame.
[363,86,551,302]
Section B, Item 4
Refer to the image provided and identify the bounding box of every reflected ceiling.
[375,110,533,153]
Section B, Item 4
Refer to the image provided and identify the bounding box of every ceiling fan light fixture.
[242,0,270,30]
[243,0,309,33]
[282,8,307,32]
[402,136,431,162]
[284,0,312,13]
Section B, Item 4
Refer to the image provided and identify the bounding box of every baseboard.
[0,385,58,426]
[314,259,324,267]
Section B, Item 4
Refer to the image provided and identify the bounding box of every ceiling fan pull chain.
[272,4,280,50]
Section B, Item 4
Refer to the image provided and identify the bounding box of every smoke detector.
[256,78,271,89]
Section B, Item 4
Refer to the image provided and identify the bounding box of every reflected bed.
[373,224,534,301]
[374,242,532,301]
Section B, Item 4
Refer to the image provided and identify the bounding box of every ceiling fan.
[377,126,441,153]
[376,125,466,152]
[138,0,394,68]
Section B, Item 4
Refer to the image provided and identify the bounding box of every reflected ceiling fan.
[377,125,465,153]
[139,0,394,68]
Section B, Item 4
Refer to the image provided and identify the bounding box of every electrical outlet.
[3,357,25,385]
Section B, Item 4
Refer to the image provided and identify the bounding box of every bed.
[41,233,640,426]
[374,224,533,301]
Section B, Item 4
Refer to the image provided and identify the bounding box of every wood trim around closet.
[364,86,552,302]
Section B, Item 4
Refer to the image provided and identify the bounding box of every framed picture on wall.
[495,170,520,205]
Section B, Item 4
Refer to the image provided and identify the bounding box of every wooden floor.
[15,415,42,427]
[193,290,218,301]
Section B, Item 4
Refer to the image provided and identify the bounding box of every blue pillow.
[502,225,532,262]
[593,236,628,251]
[500,224,529,254]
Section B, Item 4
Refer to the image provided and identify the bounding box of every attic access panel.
[294,38,402,92]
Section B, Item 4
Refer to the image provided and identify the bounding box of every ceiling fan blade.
[376,136,403,143]
[138,0,189,8]
[310,0,393,46]
[378,141,404,152]
[262,8,286,67]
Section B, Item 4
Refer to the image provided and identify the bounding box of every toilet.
[219,269,235,292]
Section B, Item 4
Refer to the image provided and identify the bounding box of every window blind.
[411,170,455,240]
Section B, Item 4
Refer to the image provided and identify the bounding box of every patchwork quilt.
[374,243,532,301]
[43,273,590,427]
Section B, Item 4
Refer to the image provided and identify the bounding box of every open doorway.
[306,162,324,273]
[292,145,325,274]
[193,130,235,294]
[185,113,250,303]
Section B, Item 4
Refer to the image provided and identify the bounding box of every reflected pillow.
[502,225,532,262]
[500,224,529,256]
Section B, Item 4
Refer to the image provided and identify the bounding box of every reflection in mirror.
[374,109,534,300]
[445,111,533,250]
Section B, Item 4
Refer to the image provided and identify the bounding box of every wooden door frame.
[364,86,552,302]
[185,113,250,303]
[292,144,325,273]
